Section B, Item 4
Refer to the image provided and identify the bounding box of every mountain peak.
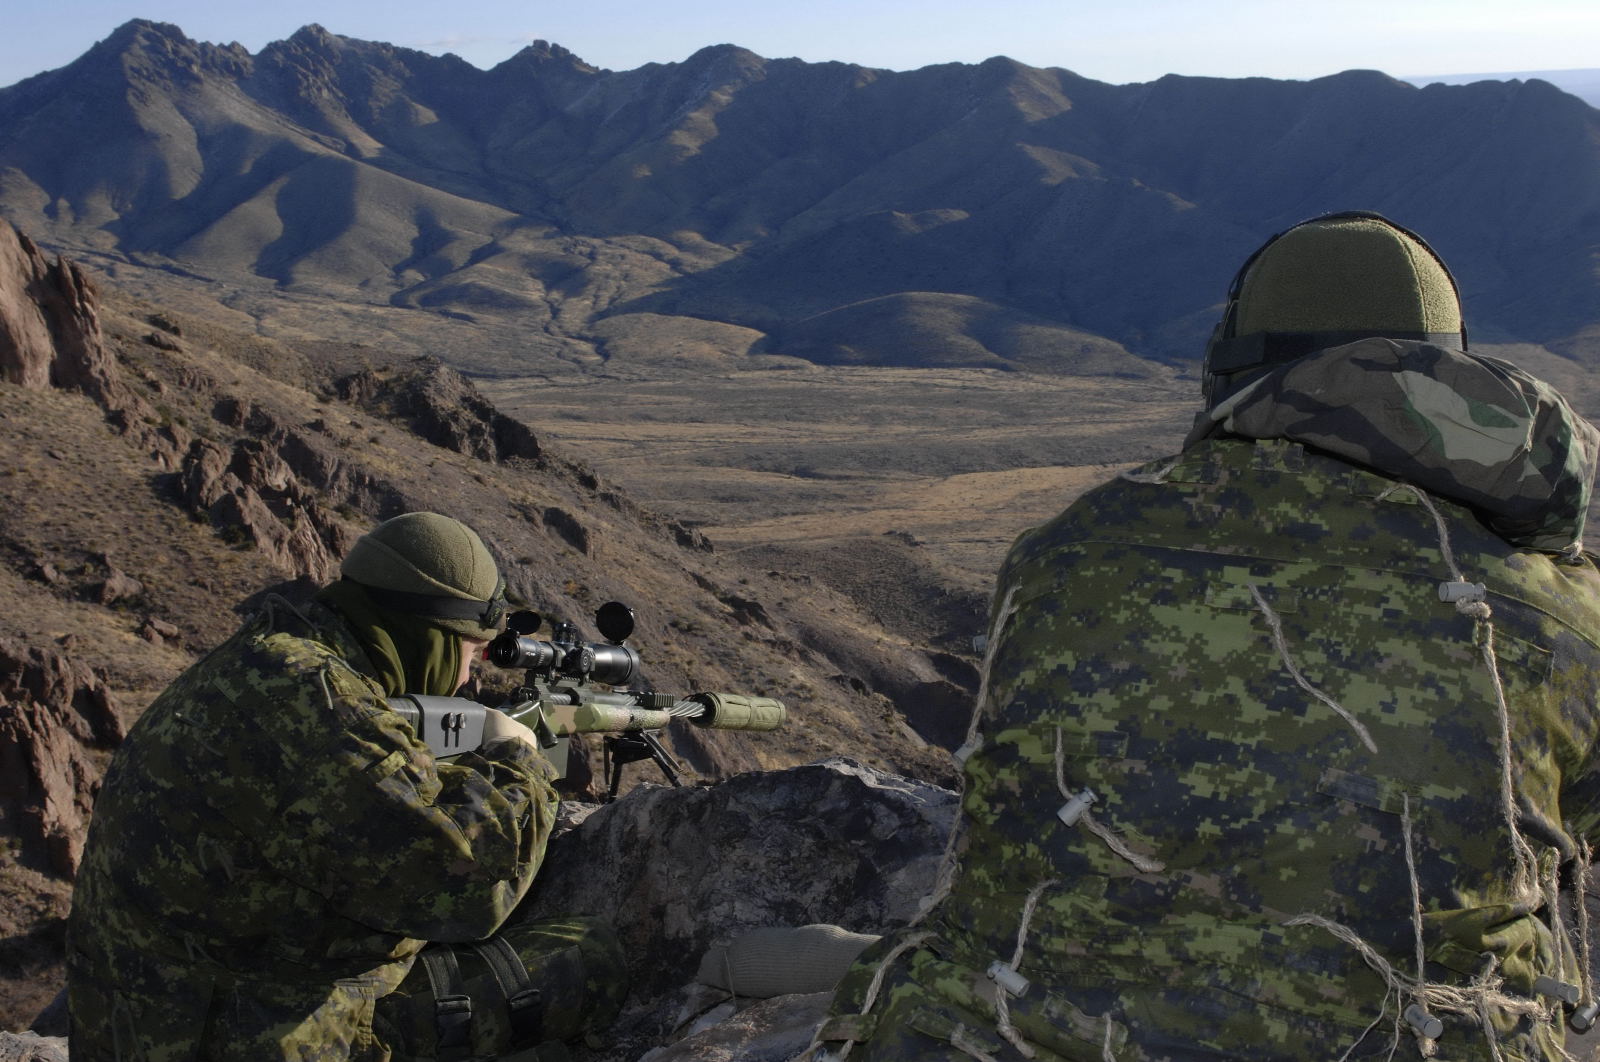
[91,18,197,62]
[103,18,190,45]
[678,43,768,81]
[286,23,344,53]
[498,39,598,75]
[74,18,243,85]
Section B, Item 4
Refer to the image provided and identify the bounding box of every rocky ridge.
[0,20,1596,376]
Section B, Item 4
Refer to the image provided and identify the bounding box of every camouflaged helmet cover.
[342,512,505,640]
[1235,213,1462,337]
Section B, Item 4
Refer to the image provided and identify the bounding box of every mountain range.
[1404,68,1600,109]
[0,19,1597,375]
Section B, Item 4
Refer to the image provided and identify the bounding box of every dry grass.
[483,366,1198,597]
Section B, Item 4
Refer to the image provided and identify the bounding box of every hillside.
[0,221,969,1029]
[0,20,1596,379]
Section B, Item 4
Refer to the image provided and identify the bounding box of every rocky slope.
[0,219,969,1030]
[0,20,1596,376]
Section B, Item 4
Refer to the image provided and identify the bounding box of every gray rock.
[640,992,834,1062]
[0,1031,68,1062]
[521,758,955,1061]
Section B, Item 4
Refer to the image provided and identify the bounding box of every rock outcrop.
[176,431,360,584]
[336,357,541,464]
[0,220,119,405]
[0,638,125,878]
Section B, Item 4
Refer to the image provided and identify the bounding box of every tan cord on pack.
[1289,912,1546,1057]
[1543,857,1567,993]
[1291,481,1576,1056]
[990,878,1063,1059]
[1120,457,1181,485]
[1478,617,1540,898]
[1333,994,1398,1062]
[1080,813,1166,875]
[969,585,1020,750]
[1383,483,1540,900]
[806,930,936,1062]
[1249,584,1378,753]
[1053,729,1166,874]
[1579,839,1595,1009]
[914,586,1021,927]
[1400,793,1434,1053]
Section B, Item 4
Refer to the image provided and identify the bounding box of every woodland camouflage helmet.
[340,512,507,641]
[1202,211,1466,407]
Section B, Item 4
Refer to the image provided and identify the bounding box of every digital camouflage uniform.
[821,340,1600,1061]
[67,597,561,1061]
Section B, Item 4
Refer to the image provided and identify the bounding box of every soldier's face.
[458,637,489,691]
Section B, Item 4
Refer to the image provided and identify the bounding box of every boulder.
[520,759,956,1060]
[0,1031,67,1062]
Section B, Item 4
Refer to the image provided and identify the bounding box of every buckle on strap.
[420,947,475,1053]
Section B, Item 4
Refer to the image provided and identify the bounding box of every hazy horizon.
[3,1,1598,95]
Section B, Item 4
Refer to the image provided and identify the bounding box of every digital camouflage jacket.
[823,340,1600,1061]
[67,598,559,1061]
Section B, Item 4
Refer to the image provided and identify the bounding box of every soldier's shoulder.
[217,623,381,709]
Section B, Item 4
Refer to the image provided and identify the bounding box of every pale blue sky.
[2,0,1596,90]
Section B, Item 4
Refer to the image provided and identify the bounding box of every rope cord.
[1579,839,1595,1007]
[1401,794,1430,990]
[1543,856,1567,991]
[1249,584,1378,753]
[1398,793,1455,1057]
[1296,481,1578,1056]
[1290,913,1547,1023]
[1479,621,1540,899]
[1120,457,1180,485]
[1052,729,1165,873]
[807,930,936,1062]
[1380,483,1539,899]
[914,587,1022,927]
[989,878,1064,1058]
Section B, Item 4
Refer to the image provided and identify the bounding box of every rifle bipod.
[602,731,683,800]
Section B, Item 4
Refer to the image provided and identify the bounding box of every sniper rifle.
[390,601,785,799]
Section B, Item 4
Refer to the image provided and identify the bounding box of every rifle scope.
[487,605,642,687]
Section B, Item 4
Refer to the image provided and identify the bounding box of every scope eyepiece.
[487,633,559,671]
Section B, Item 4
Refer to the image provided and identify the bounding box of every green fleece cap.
[1235,213,1462,337]
[340,512,506,641]
[1203,211,1466,407]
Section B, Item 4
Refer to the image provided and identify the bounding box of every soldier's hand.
[481,707,540,750]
